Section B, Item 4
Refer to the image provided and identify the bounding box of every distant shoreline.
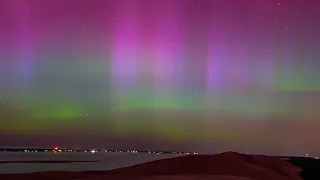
[0,148,314,159]
[0,148,197,155]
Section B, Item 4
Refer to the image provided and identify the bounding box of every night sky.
[0,0,320,156]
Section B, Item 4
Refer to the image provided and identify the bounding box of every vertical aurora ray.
[275,40,295,91]
[13,2,34,91]
[206,40,228,93]
[111,1,140,107]
[182,1,211,106]
[254,55,277,91]
[205,7,231,106]
[153,1,184,109]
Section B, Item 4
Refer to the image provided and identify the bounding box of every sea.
[0,151,182,174]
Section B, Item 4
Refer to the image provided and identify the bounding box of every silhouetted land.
[288,157,320,180]
[1,148,320,180]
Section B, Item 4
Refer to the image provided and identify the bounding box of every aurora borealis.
[0,0,320,155]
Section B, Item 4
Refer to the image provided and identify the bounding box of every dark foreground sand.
[0,152,302,180]
[0,160,98,164]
